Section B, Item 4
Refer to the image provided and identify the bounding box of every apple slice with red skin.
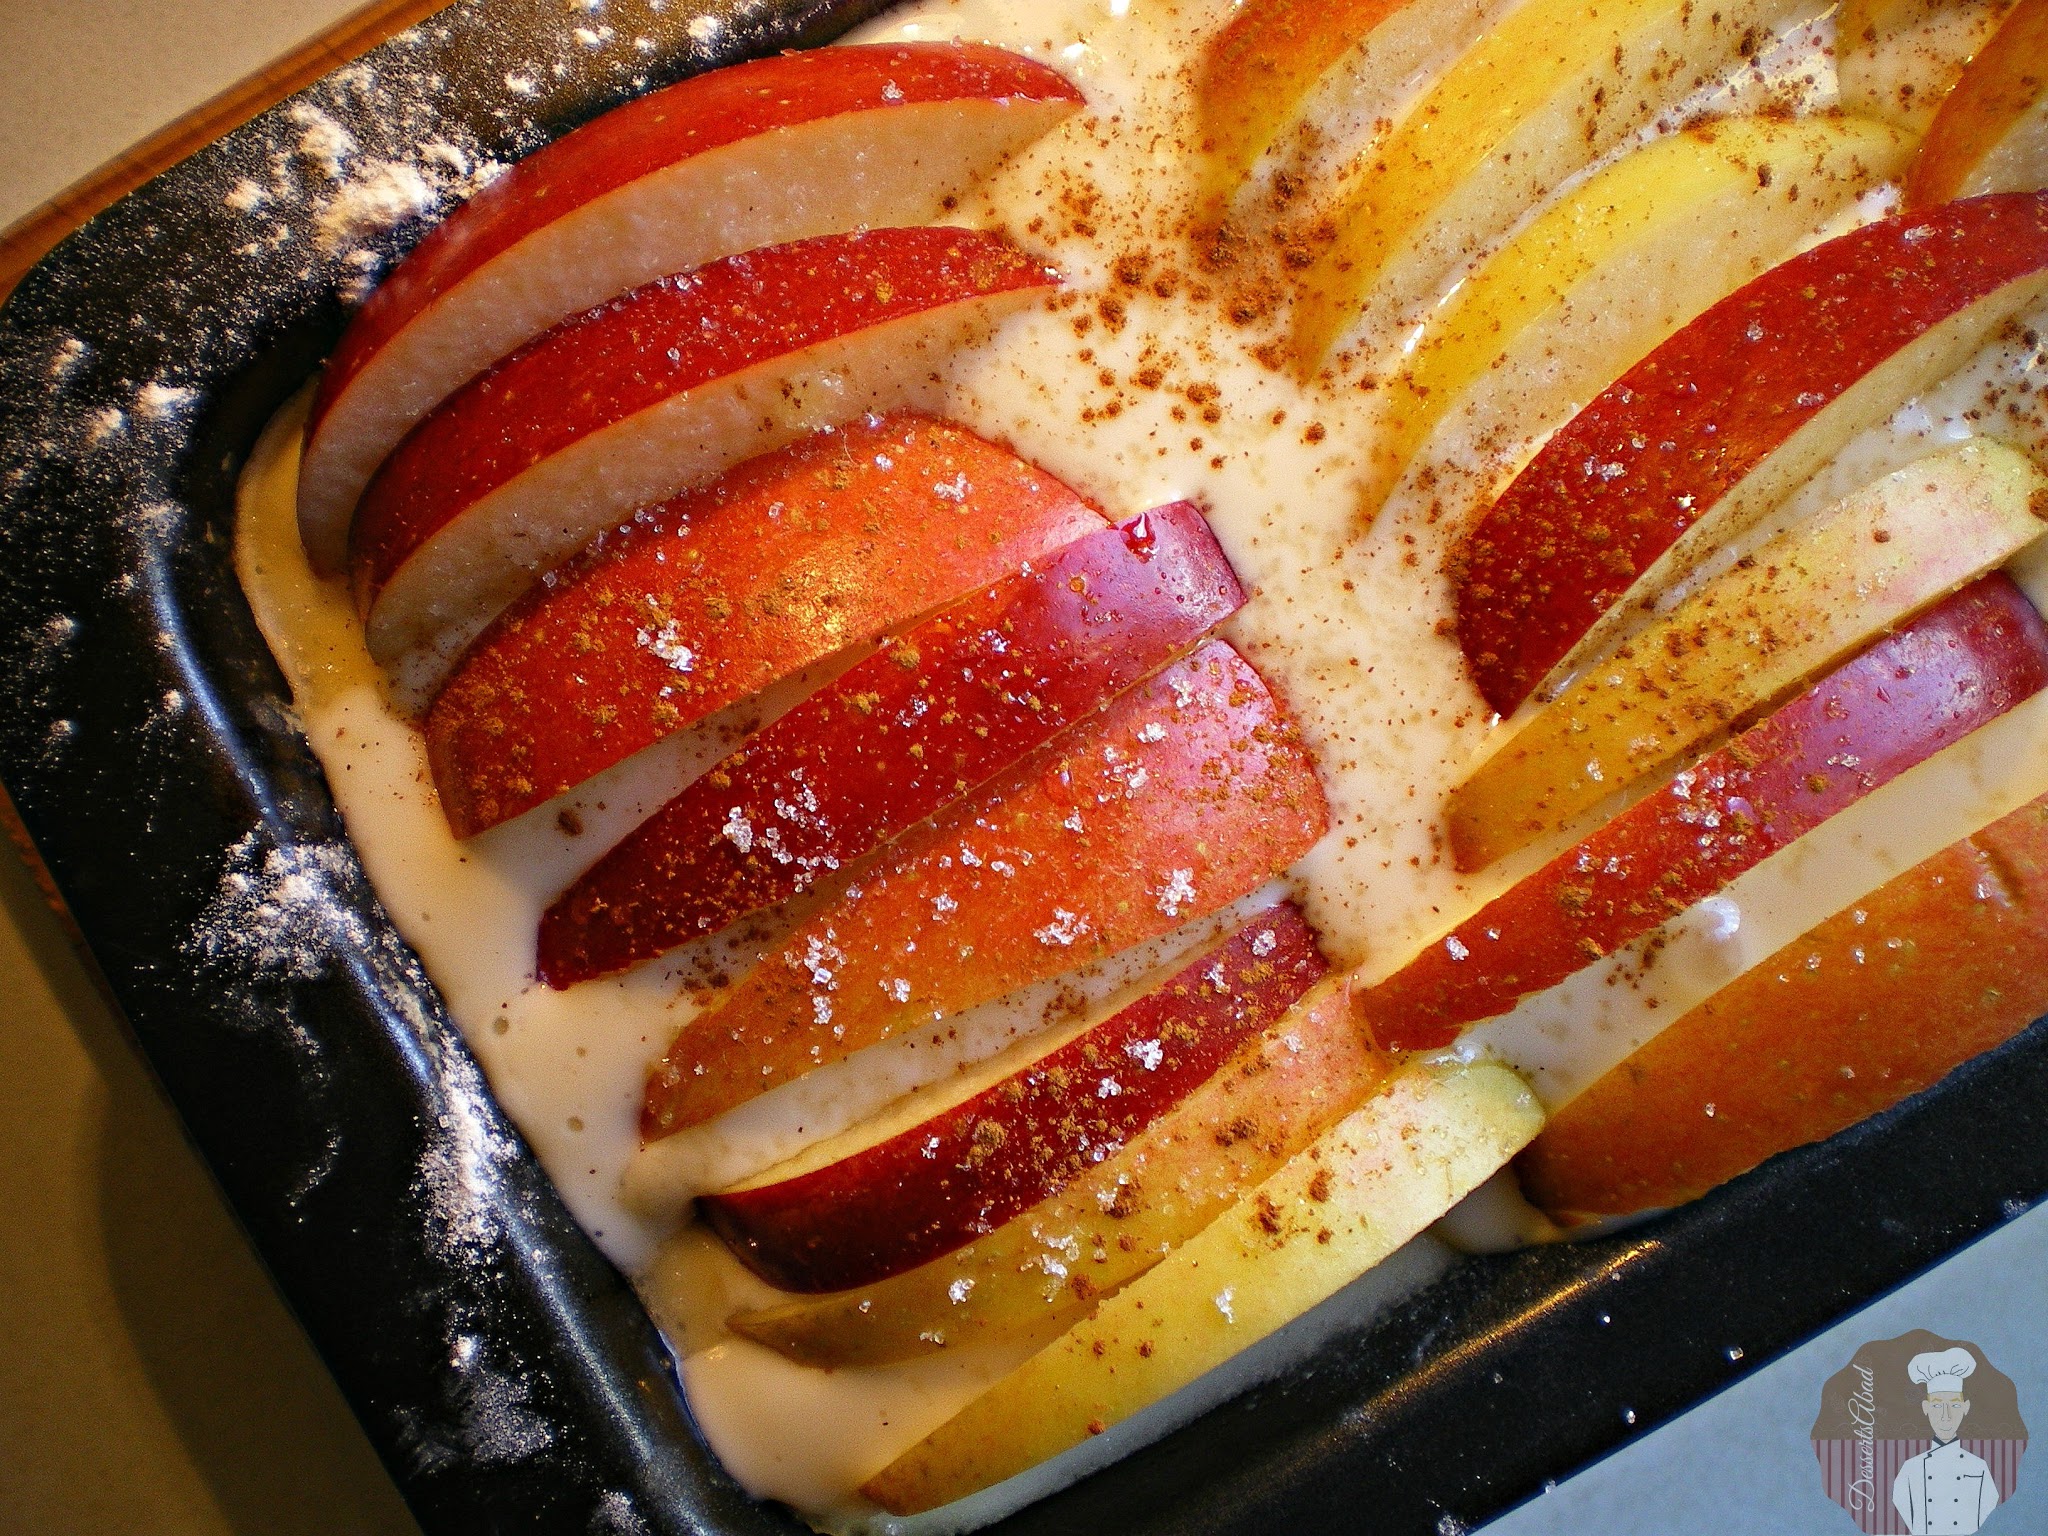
[297,41,1083,571]
[641,639,1330,1137]
[699,903,1327,1293]
[1453,191,2048,718]
[425,413,1103,838]
[724,979,1389,1368]
[350,227,1062,689]
[1193,0,1421,220]
[1904,0,2048,209]
[1518,789,2048,1221]
[537,500,1244,985]
[1360,574,2048,1051]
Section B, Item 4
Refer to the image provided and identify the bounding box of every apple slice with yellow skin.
[536,500,1242,984]
[1286,0,1827,369]
[1192,0,1422,220]
[1447,441,2048,872]
[1453,191,2048,718]
[860,1057,1543,1516]
[1364,112,1912,516]
[641,640,1330,1137]
[726,979,1390,1368]
[424,414,1104,838]
[1361,575,2048,1051]
[699,905,1328,1293]
[1518,788,2048,1221]
[1904,0,2048,208]
[1837,0,2018,136]
[296,41,1083,570]
[350,227,1061,695]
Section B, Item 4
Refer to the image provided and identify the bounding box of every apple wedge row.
[700,904,1328,1293]
[425,413,1103,837]
[1518,788,2048,1222]
[1193,0,1423,220]
[641,640,1331,1136]
[1453,190,2048,718]
[1364,112,1912,515]
[726,980,1391,1368]
[1286,0,1828,369]
[351,226,1063,691]
[1446,441,2048,871]
[1360,574,2048,1051]
[860,1057,1544,1516]
[296,41,1083,569]
[1904,0,2048,208]
[537,500,1244,985]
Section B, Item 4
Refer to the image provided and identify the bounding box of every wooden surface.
[0,0,448,306]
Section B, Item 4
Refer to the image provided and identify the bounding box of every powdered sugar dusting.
[313,159,436,255]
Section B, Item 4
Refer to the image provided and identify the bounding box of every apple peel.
[860,1057,1543,1515]
[537,500,1243,982]
[641,640,1331,1136]
[724,978,1389,1369]
[1447,440,2048,871]
[298,40,1082,568]
[1903,0,2048,208]
[352,226,1062,694]
[1518,788,2048,1220]
[1454,191,2048,718]
[1365,574,2048,1050]
[698,903,1327,1293]
[423,413,1102,838]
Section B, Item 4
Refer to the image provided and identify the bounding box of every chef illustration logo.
[1812,1330,2028,1533]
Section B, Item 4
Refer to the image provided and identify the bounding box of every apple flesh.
[350,226,1062,693]
[1365,112,1912,516]
[296,41,1083,570]
[641,640,1331,1136]
[699,904,1327,1293]
[1904,0,2048,208]
[1287,0,1827,369]
[424,414,1103,838]
[859,1058,1543,1515]
[1518,789,2048,1220]
[1446,441,2048,871]
[1453,191,2048,718]
[725,979,1390,1368]
[1361,575,2048,1050]
[537,500,1243,984]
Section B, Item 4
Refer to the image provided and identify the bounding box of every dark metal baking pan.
[0,2,2040,1531]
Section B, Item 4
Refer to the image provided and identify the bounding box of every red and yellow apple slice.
[1518,788,2048,1220]
[700,904,1327,1293]
[1904,0,2048,208]
[1453,191,2048,718]
[1193,0,1422,219]
[1365,112,1912,514]
[537,500,1243,984]
[1361,575,2048,1050]
[641,640,1330,1136]
[1837,0,2019,136]
[860,1057,1542,1515]
[424,413,1102,838]
[1446,440,2048,871]
[351,226,1061,691]
[725,979,1390,1368]
[1286,0,1827,368]
[297,41,1083,568]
